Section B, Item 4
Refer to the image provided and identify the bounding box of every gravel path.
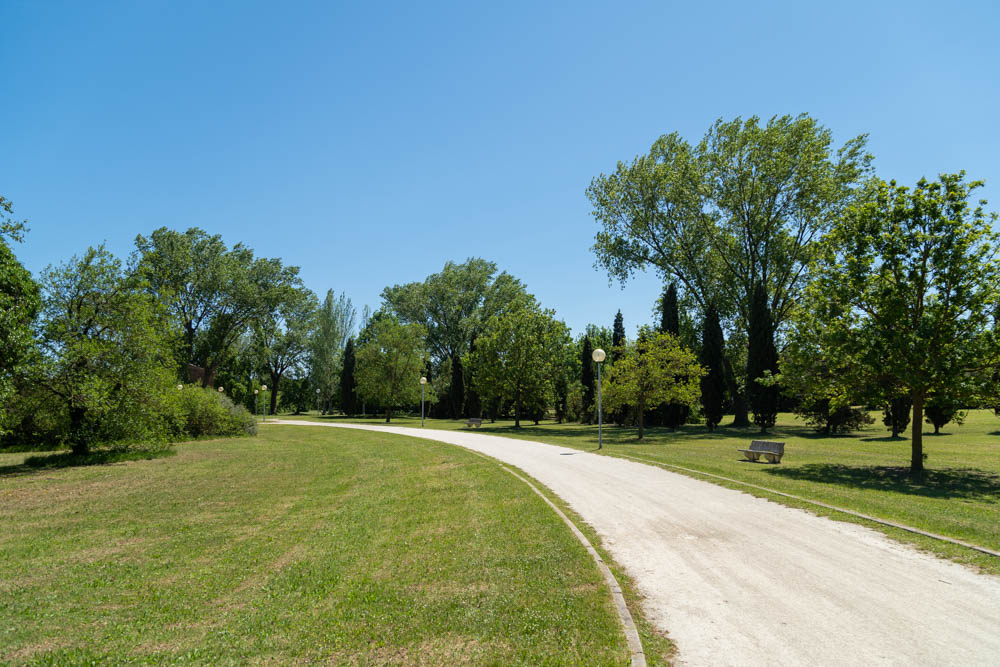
[271,421,1000,666]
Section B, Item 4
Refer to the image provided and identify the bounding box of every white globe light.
[420,376,427,385]
[177,384,183,391]
[592,348,607,363]
[218,386,224,392]
[261,385,267,391]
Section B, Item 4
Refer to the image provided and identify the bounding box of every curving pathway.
[270,421,1000,666]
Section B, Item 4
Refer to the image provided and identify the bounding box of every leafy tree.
[883,395,912,438]
[255,287,318,415]
[794,173,1000,474]
[0,198,40,433]
[381,258,529,418]
[339,337,358,415]
[36,246,176,455]
[355,317,426,422]
[310,289,356,412]
[589,114,872,426]
[601,329,704,440]
[468,304,570,428]
[580,336,595,420]
[924,395,965,435]
[796,399,874,435]
[660,283,679,335]
[747,283,780,433]
[700,305,726,431]
[134,227,300,386]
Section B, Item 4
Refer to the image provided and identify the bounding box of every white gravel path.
[271,421,1000,666]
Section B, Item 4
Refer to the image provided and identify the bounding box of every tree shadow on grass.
[762,464,1000,502]
[0,448,175,478]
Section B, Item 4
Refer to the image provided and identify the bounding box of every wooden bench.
[738,440,785,464]
[464,418,483,428]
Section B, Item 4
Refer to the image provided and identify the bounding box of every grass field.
[286,409,1000,575]
[0,427,672,664]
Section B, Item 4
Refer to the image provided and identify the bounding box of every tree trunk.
[637,396,645,440]
[385,409,391,423]
[910,392,924,476]
[722,355,750,426]
[69,406,89,456]
[514,395,521,428]
[269,371,281,416]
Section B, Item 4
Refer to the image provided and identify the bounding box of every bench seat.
[737,440,785,463]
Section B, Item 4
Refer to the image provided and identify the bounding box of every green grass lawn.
[0,427,672,664]
[287,409,1000,575]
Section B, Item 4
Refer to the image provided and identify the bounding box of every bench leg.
[764,453,777,464]
[746,452,760,462]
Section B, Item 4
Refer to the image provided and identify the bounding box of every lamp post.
[254,389,259,421]
[261,384,268,422]
[316,388,321,417]
[592,348,606,449]
[419,376,427,427]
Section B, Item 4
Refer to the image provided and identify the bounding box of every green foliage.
[310,289,355,411]
[468,304,571,428]
[580,336,595,419]
[796,173,1000,473]
[381,258,530,418]
[339,337,358,415]
[700,306,726,431]
[883,396,913,438]
[134,227,302,386]
[747,284,780,433]
[255,286,317,414]
[601,329,705,440]
[925,396,965,435]
[36,246,179,455]
[355,317,427,422]
[167,385,257,437]
[0,200,40,434]
[797,399,875,434]
[612,310,625,349]
[660,283,679,335]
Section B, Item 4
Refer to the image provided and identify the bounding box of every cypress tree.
[339,337,357,415]
[581,336,595,421]
[700,305,726,431]
[661,283,679,335]
[612,310,625,349]
[611,311,627,425]
[747,284,779,433]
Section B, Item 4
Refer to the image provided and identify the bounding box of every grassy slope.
[287,410,1000,575]
[0,427,671,664]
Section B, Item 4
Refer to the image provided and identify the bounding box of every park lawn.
[289,410,1000,575]
[0,426,667,665]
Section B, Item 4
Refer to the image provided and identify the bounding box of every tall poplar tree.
[700,306,726,431]
[747,283,779,433]
[339,337,358,415]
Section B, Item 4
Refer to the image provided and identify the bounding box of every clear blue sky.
[3,0,998,337]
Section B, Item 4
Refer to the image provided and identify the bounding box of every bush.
[168,385,257,438]
[797,399,874,434]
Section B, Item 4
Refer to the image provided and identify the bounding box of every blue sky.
[3,0,998,337]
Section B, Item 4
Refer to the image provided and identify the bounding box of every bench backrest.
[749,440,784,454]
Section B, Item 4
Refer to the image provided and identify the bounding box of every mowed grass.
[289,410,1000,574]
[0,426,657,664]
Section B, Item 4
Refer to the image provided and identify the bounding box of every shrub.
[168,385,257,438]
[797,399,874,434]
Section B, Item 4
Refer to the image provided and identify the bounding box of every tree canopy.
[355,317,427,422]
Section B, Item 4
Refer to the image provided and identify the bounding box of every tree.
[134,227,301,387]
[657,283,689,429]
[601,329,704,440]
[255,287,318,415]
[580,336,595,420]
[612,310,626,350]
[355,317,426,422]
[924,395,965,435]
[339,337,358,415]
[310,289,356,412]
[0,197,40,434]
[700,305,726,431]
[468,304,570,428]
[747,283,780,433]
[794,173,1000,474]
[589,114,872,426]
[381,258,530,419]
[36,246,176,455]
[882,395,912,439]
